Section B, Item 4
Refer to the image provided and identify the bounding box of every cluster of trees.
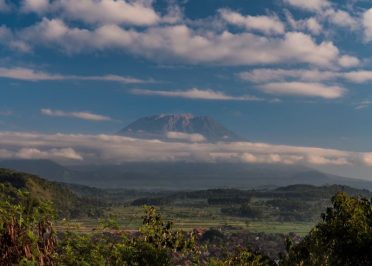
[280,192,372,265]
[0,184,371,265]
[0,169,104,219]
[221,202,264,219]
[131,197,172,206]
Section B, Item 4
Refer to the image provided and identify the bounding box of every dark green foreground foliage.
[0,181,371,265]
[281,192,372,266]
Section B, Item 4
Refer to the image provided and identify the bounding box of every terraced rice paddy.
[57,205,314,236]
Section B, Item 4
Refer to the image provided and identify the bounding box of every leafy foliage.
[224,248,275,266]
[1,170,371,266]
[0,168,104,218]
[54,206,202,265]
[0,184,56,265]
[281,192,372,266]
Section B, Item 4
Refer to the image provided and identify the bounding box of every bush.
[0,185,56,265]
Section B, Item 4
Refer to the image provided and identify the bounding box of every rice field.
[56,205,314,236]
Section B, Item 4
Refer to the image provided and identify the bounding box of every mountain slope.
[0,168,102,218]
[117,114,241,142]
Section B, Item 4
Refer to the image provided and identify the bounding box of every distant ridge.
[117,114,242,142]
[3,159,372,191]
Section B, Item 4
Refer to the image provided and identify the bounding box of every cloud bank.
[0,132,371,170]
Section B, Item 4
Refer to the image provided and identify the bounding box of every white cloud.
[57,0,159,26]
[240,68,372,85]
[362,153,372,166]
[219,9,285,35]
[0,147,82,161]
[131,88,261,101]
[9,41,32,53]
[305,17,322,35]
[363,9,372,42]
[21,0,160,26]
[0,0,10,12]
[259,82,345,99]
[285,12,322,35]
[166,132,206,143]
[22,0,49,14]
[323,8,358,29]
[0,67,64,81]
[15,147,83,160]
[355,99,372,110]
[284,0,359,31]
[284,0,329,12]
[18,18,351,67]
[307,155,349,165]
[0,67,148,83]
[343,71,372,83]
[41,109,113,122]
[239,68,338,83]
[338,55,360,68]
[241,152,303,165]
[0,131,369,168]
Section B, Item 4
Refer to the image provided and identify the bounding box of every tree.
[0,184,56,266]
[281,192,372,266]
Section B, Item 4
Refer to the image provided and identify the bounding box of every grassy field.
[57,205,315,236]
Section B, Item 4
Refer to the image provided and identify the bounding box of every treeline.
[126,185,371,222]
[0,187,371,265]
[128,185,372,204]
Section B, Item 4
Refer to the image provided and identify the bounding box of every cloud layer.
[18,19,347,67]
[0,0,360,69]
[0,132,371,170]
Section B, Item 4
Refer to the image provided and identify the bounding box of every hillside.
[0,168,103,218]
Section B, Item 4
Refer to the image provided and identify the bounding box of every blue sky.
[1,0,372,179]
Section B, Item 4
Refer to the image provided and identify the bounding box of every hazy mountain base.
[1,159,372,190]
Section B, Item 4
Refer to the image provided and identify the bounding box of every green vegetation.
[0,169,371,265]
[0,168,104,218]
[0,185,56,265]
[281,192,372,266]
[1,186,371,265]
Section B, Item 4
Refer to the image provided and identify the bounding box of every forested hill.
[0,168,103,218]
